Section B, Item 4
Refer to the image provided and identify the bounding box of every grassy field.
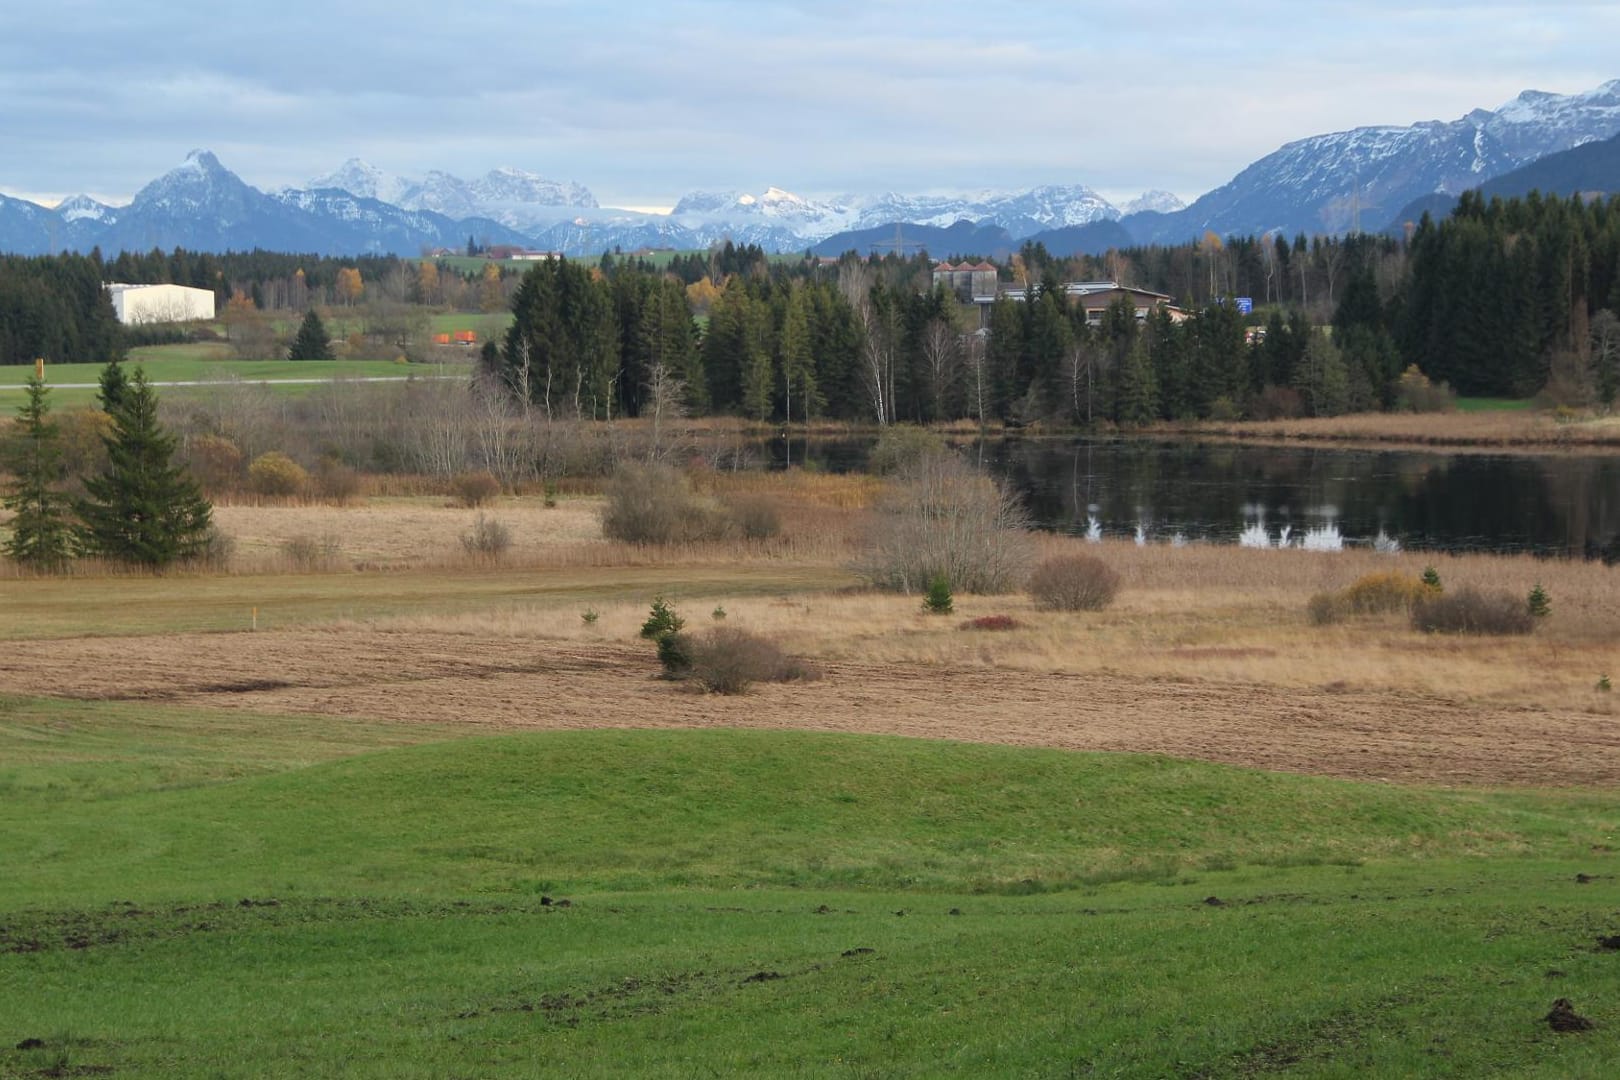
[0,346,458,407]
[3,491,1620,1074]
[2,702,1617,1077]
[1457,397,1535,413]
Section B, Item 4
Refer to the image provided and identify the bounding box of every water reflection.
[756,434,1620,559]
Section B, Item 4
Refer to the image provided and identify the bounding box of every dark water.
[759,435,1620,559]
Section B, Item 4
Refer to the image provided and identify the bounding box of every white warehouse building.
[106,283,216,325]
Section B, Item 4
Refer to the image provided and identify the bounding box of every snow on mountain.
[1132,78,1620,244]
[54,194,116,224]
[308,159,414,205]
[1122,190,1185,216]
[671,186,856,240]
[840,185,1119,238]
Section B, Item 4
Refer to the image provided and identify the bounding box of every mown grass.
[1,706,1617,1075]
[1456,397,1534,413]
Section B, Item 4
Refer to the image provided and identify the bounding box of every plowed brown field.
[6,626,1618,787]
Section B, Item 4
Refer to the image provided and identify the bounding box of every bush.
[960,614,1021,631]
[1027,553,1120,612]
[1251,384,1305,420]
[727,496,781,540]
[247,452,309,498]
[453,470,501,508]
[1421,566,1442,592]
[1393,365,1456,413]
[868,425,946,475]
[1341,571,1430,614]
[1306,591,1348,626]
[856,451,1033,595]
[1528,583,1551,619]
[460,513,512,561]
[314,458,362,504]
[186,526,236,571]
[601,463,729,545]
[186,434,244,494]
[656,630,694,678]
[281,533,342,571]
[675,626,821,694]
[1411,586,1534,635]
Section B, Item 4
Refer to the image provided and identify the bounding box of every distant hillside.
[1384,128,1620,231]
[809,219,1014,260]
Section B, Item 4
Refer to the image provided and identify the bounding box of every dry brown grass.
[1169,410,1620,451]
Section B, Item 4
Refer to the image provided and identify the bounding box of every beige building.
[105,283,216,325]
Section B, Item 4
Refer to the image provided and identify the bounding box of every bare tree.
[644,361,690,464]
[921,317,959,421]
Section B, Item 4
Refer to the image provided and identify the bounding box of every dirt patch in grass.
[2,627,1618,787]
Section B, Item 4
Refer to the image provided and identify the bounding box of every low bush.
[960,614,1021,631]
[187,526,236,571]
[1411,586,1534,635]
[1306,591,1347,626]
[1393,365,1456,413]
[1027,554,1120,612]
[923,575,954,615]
[186,434,243,494]
[248,452,309,498]
[314,458,362,505]
[280,533,342,571]
[867,425,946,475]
[1341,571,1431,614]
[453,470,501,508]
[727,495,781,540]
[672,626,821,694]
[459,514,512,561]
[602,463,729,545]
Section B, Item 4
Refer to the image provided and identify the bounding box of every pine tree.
[76,368,213,569]
[287,308,333,361]
[98,358,128,412]
[2,373,76,572]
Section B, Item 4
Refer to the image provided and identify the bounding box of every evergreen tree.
[2,372,76,571]
[98,358,128,412]
[287,308,333,361]
[76,368,213,569]
[1115,337,1160,427]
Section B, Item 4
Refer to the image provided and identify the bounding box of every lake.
[760,435,1620,560]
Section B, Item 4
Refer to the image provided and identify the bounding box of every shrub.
[581,607,599,626]
[281,533,342,571]
[314,458,361,504]
[1341,571,1428,614]
[640,596,684,640]
[1252,384,1305,420]
[460,513,512,561]
[1393,365,1457,413]
[1411,586,1534,635]
[1027,554,1120,612]
[923,575,954,615]
[186,434,244,494]
[961,614,1021,631]
[247,452,309,498]
[656,630,694,678]
[601,463,729,545]
[187,526,236,571]
[856,451,1033,595]
[1306,591,1347,626]
[1421,566,1442,592]
[867,424,946,475]
[676,626,821,694]
[727,495,781,540]
[453,470,501,508]
[1527,583,1551,619]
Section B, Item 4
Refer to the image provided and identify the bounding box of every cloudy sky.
[3,1,1617,211]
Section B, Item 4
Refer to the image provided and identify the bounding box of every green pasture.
[1456,397,1535,413]
[1,697,1617,1077]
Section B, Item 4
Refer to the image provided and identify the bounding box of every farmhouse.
[997,280,1189,324]
[105,283,216,325]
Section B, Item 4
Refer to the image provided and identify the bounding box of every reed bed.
[1172,410,1620,450]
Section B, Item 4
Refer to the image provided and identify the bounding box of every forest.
[4,190,1619,425]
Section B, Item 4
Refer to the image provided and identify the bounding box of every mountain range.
[3,79,1619,260]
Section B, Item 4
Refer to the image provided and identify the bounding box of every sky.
[3,1,1618,212]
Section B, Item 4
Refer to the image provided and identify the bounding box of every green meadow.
[2,695,1617,1077]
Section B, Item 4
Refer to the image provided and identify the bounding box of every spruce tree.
[2,373,76,572]
[76,368,213,569]
[98,357,128,412]
[287,308,333,361]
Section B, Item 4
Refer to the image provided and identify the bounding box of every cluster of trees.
[2,363,212,571]
[0,254,126,367]
[1400,191,1620,400]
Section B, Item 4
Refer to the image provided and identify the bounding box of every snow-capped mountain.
[1130,79,1620,243]
[1122,190,1186,216]
[309,161,597,232]
[841,185,1119,237]
[54,194,116,224]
